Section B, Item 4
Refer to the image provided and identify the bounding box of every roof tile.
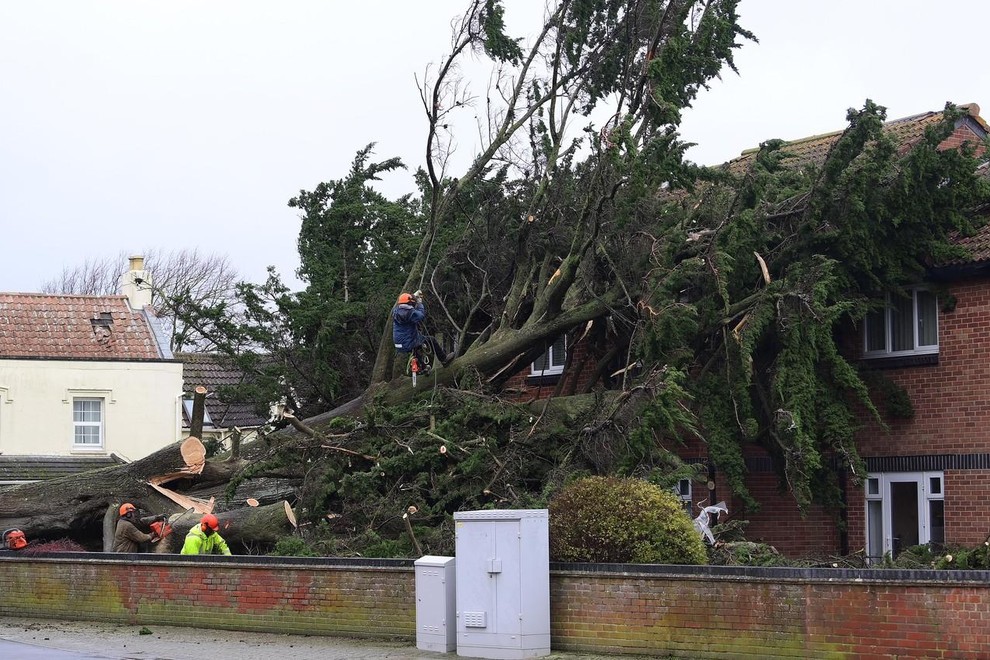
[0,293,163,360]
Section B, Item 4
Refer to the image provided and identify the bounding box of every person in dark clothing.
[112,503,161,553]
[392,290,453,366]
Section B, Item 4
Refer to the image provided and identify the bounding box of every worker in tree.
[180,513,232,555]
[112,502,163,553]
[392,290,453,367]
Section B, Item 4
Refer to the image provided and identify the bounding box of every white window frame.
[864,471,944,562]
[531,336,566,376]
[72,397,105,451]
[674,479,693,515]
[862,288,939,358]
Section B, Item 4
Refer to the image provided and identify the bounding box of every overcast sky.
[2,1,988,294]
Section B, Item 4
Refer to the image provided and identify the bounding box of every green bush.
[549,476,707,564]
[269,536,318,557]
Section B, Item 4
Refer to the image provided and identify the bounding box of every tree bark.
[155,501,296,554]
[189,385,208,439]
[0,437,246,541]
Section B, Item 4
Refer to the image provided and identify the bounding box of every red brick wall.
[0,556,415,638]
[734,472,843,557]
[855,278,990,457]
[551,567,990,658]
[3,556,990,658]
[844,276,990,551]
[681,274,990,557]
[502,340,598,401]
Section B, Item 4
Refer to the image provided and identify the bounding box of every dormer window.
[863,288,938,357]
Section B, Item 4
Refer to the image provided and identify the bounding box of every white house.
[0,256,183,482]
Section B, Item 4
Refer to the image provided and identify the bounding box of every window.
[182,398,214,428]
[865,471,944,562]
[531,336,566,376]
[863,289,938,357]
[674,479,693,515]
[73,398,104,449]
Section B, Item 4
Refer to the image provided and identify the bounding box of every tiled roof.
[0,294,166,360]
[722,103,990,266]
[177,352,269,429]
[727,103,984,173]
[0,455,124,482]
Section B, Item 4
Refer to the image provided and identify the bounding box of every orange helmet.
[119,503,136,517]
[201,514,220,532]
[397,292,415,305]
[4,529,27,550]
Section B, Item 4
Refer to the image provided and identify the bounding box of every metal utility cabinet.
[415,555,457,653]
[453,509,550,659]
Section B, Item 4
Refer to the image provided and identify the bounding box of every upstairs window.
[531,336,566,376]
[72,397,104,449]
[863,288,938,357]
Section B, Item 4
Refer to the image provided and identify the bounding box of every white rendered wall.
[0,359,183,460]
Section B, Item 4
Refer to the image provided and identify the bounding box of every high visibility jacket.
[180,525,231,555]
[392,302,426,352]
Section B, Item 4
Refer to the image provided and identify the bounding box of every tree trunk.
[0,437,246,541]
[155,501,297,554]
[189,385,208,439]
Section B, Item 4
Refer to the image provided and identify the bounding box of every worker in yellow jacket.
[180,514,231,555]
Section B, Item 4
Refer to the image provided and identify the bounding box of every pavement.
[0,617,649,660]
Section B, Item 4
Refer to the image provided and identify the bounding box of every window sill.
[71,447,107,454]
[860,353,939,369]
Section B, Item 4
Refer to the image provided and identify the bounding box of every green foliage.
[636,101,990,514]
[709,541,787,567]
[270,536,319,557]
[548,476,707,564]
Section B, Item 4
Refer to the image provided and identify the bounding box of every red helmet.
[4,529,27,550]
[119,503,136,517]
[201,514,220,532]
[397,292,415,305]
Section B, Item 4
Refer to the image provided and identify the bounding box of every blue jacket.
[392,302,426,352]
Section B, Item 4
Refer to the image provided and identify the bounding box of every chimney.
[120,255,152,309]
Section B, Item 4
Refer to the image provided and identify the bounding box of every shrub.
[269,536,318,557]
[549,476,707,564]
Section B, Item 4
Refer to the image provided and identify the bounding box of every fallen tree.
[155,500,297,554]
[0,437,247,543]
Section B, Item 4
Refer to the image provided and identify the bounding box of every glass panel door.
[889,480,920,556]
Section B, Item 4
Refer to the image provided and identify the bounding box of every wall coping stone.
[4,553,990,586]
[551,561,990,585]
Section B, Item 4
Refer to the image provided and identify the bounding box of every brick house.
[680,103,990,559]
[504,103,990,560]
[0,256,183,482]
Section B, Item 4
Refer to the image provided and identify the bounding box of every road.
[0,617,648,660]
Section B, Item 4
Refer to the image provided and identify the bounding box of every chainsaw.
[149,516,173,542]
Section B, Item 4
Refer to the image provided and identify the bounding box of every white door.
[865,472,944,561]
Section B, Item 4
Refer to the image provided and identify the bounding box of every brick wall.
[502,340,596,401]
[2,555,990,657]
[0,554,415,638]
[551,564,990,658]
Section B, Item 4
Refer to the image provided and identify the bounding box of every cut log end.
[180,437,207,468]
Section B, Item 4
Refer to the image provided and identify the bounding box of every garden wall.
[1,554,988,658]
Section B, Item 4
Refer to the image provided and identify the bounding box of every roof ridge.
[0,292,128,300]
